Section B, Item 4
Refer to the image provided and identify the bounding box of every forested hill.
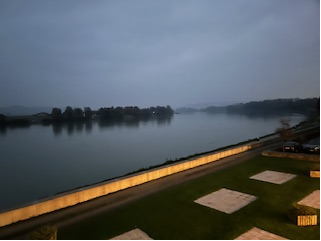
[201,98,320,114]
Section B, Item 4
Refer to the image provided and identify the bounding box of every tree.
[51,108,62,121]
[74,107,84,120]
[166,105,174,115]
[84,107,93,120]
[63,106,74,121]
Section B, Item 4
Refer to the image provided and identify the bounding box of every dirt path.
[0,142,283,240]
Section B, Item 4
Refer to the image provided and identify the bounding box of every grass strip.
[58,156,320,240]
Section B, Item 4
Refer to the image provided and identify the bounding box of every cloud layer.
[0,0,319,108]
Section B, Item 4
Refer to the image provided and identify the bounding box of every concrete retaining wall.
[261,150,320,162]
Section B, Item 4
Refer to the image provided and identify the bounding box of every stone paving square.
[298,190,320,209]
[235,227,288,240]
[194,188,257,214]
[110,228,153,240]
[250,170,296,184]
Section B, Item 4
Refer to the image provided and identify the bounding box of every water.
[0,112,305,211]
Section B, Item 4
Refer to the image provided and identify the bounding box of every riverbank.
[0,121,318,238]
[0,140,282,239]
[0,121,318,225]
[0,141,319,239]
[0,111,309,213]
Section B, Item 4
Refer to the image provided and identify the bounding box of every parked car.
[282,141,302,153]
[303,138,320,154]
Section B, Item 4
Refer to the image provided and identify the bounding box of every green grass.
[58,156,320,240]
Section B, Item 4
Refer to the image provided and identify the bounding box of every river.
[0,111,305,211]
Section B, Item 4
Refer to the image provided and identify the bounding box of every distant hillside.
[175,107,199,113]
[178,101,237,110]
[0,106,52,116]
[201,98,319,115]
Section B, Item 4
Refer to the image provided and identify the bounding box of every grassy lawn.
[58,156,320,240]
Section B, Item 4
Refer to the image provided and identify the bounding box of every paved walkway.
[110,228,152,240]
[194,188,257,214]
[298,190,320,209]
[250,170,296,184]
[235,227,288,240]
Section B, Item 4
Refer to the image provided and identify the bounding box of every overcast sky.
[0,0,319,109]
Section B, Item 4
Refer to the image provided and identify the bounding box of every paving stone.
[298,190,320,209]
[194,188,257,214]
[110,228,153,240]
[250,170,296,184]
[235,227,288,240]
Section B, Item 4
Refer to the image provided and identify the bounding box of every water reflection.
[205,111,307,121]
[98,115,173,130]
[0,126,7,135]
[52,121,93,136]
[85,121,93,133]
[49,116,174,135]
[0,124,31,136]
[52,123,63,136]
[155,115,173,126]
[65,123,73,135]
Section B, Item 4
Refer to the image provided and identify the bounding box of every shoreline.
[0,121,318,228]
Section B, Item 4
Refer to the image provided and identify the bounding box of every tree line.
[50,105,174,122]
[97,105,174,121]
[0,105,175,126]
[50,106,93,122]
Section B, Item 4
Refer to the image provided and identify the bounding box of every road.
[0,141,283,240]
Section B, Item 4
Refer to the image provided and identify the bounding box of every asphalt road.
[0,141,283,240]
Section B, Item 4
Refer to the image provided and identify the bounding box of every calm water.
[0,112,305,211]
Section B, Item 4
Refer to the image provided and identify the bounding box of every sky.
[0,0,319,109]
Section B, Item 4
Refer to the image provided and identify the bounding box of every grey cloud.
[0,0,319,109]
